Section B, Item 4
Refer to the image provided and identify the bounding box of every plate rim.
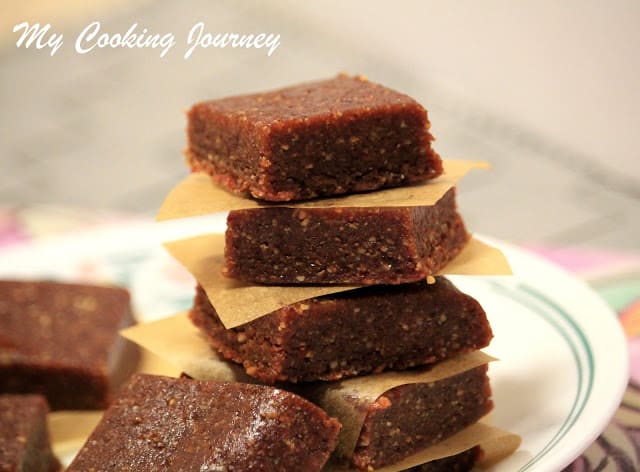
[474,236,629,471]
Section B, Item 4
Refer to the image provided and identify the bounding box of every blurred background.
[1,0,639,249]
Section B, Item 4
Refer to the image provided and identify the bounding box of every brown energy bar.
[0,280,140,410]
[67,374,341,471]
[351,366,491,470]
[0,394,60,472]
[187,74,443,202]
[189,277,492,383]
[223,188,468,285]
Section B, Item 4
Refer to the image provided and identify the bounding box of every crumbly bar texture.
[352,366,492,470]
[187,74,443,202]
[224,188,468,285]
[0,280,140,410]
[67,374,341,472]
[0,394,61,472]
[403,447,480,472]
[189,277,492,383]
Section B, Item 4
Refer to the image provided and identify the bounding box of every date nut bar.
[224,188,468,285]
[351,366,491,470]
[0,394,60,472]
[187,74,442,202]
[0,280,140,410]
[67,374,341,471]
[189,277,492,383]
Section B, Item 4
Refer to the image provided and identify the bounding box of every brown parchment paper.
[362,422,522,472]
[156,160,488,221]
[49,410,103,459]
[163,233,512,329]
[121,314,519,470]
[121,312,254,384]
[48,349,179,459]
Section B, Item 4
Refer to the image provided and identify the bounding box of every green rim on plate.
[490,281,595,471]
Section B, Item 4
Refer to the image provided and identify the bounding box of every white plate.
[0,219,628,472]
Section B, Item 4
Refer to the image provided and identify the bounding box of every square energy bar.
[187,74,443,201]
[0,280,140,410]
[223,188,468,285]
[67,374,341,471]
[189,277,492,384]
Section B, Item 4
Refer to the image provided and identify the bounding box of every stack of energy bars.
[180,75,499,470]
[25,75,519,471]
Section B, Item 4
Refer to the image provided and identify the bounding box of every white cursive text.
[75,21,176,58]
[184,22,281,59]
[13,22,63,56]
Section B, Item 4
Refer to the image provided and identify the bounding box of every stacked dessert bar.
[182,75,497,470]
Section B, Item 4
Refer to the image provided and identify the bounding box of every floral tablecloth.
[1,206,638,471]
